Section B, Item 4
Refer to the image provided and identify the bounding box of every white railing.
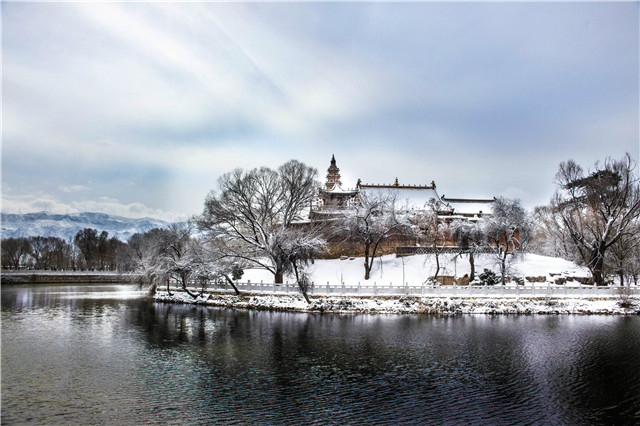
[171,280,640,298]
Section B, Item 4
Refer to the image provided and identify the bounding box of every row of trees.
[2,229,131,271]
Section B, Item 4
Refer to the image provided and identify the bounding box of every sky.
[2,2,638,221]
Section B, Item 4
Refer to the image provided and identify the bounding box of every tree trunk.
[181,276,199,298]
[469,252,475,281]
[223,274,241,296]
[500,249,507,285]
[433,243,440,280]
[363,243,371,280]
[590,246,606,286]
[292,263,311,304]
[275,266,284,284]
[166,278,173,296]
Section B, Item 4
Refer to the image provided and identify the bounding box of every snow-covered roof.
[359,184,440,211]
[321,183,358,195]
[441,197,495,216]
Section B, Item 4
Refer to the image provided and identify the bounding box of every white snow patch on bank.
[154,290,639,315]
[240,253,591,286]
[154,253,639,315]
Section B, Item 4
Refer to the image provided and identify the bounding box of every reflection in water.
[2,285,640,424]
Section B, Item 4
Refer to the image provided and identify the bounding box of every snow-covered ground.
[240,253,591,286]
[154,291,639,315]
[154,253,639,315]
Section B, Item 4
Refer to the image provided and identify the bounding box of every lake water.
[2,284,639,425]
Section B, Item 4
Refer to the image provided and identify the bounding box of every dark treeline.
[1,228,141,271]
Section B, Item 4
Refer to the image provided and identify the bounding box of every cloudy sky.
[2,2,638,221]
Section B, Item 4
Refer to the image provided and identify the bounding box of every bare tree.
[129,228,169,293]
[29,236,51,269]
[97,231,110,270]
[543,154,640,286]
[423,199,448,281]
[625,244,640,286]
[482,197,532,285]
[197,160,321,288]
[605,220,640,286]
[531,207,576,260]
[153,223,202,298]
[48,237,72,270]
[189,237,245,296]
[450,219,485,281]
[1,238,32,269]
[340,191,415,280]
[74,228,99,270]
[278,227,326,303]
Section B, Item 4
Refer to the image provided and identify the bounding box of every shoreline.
[154,290,640,315]
[1,271,138,284]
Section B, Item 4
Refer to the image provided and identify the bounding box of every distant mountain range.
[1,211,170,241]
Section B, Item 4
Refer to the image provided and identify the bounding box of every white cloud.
[59,185,87,193]
[2,2,637,219]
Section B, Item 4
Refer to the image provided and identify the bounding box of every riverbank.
[1,271,138,284]
[154,290,640,315]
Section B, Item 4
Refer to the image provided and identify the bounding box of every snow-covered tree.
[529,211,574,259]
[340,191,415,280]
[128,228,164,290]
[197,160,324,290]
[188,237,246,296]
[540,154,640,286]
[450,219,485,281]
[424,198,448,281]
[624,244,640,286]
[152,223,200,297]
[482,197,532,285]
[277,227,326,302]
[605,220,640,286]
[128,226,194,295]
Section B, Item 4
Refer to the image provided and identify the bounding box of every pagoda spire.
[325,155,342,190]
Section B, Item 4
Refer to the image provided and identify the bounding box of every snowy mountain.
[1,211,170,241]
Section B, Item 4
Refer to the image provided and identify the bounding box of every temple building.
[437,197,495,222]
[311,155,494,222]
[311,155,358,219]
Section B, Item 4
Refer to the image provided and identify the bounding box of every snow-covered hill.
[1,211,169,241]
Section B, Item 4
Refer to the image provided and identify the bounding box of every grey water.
[2,284,639,425]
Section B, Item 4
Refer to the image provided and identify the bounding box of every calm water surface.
[2,284,639,425]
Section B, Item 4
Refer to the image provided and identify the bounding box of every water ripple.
[2,285,640,424]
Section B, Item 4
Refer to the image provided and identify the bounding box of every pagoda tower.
[325,154,342,190]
